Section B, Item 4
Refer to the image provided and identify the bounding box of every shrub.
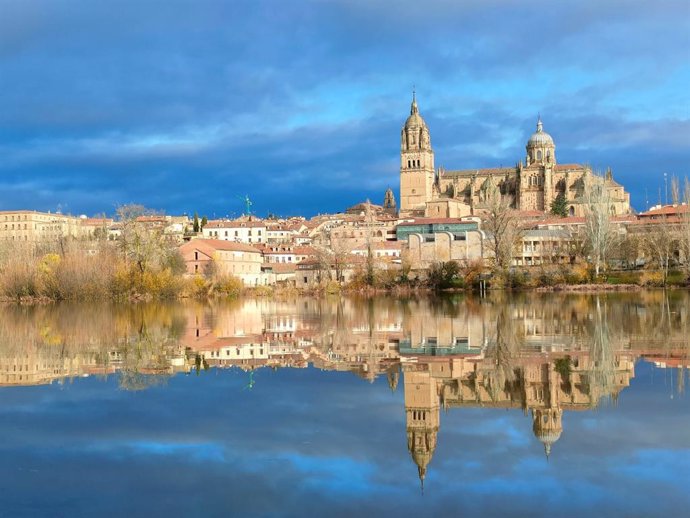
[564,263,590,284]
[427,261,462,291]
[214,275,243,297]
[639,271,664,287]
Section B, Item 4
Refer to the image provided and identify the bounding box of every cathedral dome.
[527,117,554,147]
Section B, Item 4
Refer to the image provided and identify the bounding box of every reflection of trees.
[481,303,522,402]
[0,302,187,388]
[586,296,616,405]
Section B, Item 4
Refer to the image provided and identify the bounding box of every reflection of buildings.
[0,293,688,485]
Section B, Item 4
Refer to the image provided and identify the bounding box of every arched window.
[569,206,575,217]
[537,150,542,160]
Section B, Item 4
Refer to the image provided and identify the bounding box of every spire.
[410,87,418,115]
[536,114,543,133]
[544,442,551,460]
[418,466,426,495]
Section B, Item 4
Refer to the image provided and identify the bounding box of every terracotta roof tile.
[180,239,261,254]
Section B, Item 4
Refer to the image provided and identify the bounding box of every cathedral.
[399,93,631,218]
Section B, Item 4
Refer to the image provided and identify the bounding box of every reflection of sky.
[0,362,688,516]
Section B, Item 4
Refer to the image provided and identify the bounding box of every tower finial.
[537,114,543,133]
[411,86,418,115]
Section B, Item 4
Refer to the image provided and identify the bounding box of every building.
[179,239,263,285]
[0,210,87,243]
[202,218,267,244]
[399,93,631,218]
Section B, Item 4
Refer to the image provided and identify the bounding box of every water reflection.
[1,292,688,490]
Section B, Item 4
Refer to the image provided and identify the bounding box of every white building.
[202,219,267,244]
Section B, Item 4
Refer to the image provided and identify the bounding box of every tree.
[680,177,690,280]
[116,204,173,276]
[193,212,200,233]
[426,261,460,291]
[200,216,208,229]
[641,218,675,286]
[550,192,568,217]
[610,233,640,270]
[581,172,618,278]
[481,184,523,273]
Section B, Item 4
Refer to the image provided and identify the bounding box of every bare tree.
[641,217,676,286]
[116,204,173,275]
[581,172,619,277]
[481,184,522,272]
[671,175,680,206]
[681,177,690,279]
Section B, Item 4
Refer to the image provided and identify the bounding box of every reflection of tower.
[404,370,440,491]
[531,407,563,459]
[387,365,400,392]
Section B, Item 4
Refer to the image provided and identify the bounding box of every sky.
[0,361,688,516]
[1,0,689,218]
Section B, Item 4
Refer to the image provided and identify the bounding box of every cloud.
[0,0,688,215]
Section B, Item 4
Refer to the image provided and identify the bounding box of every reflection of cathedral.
[400,351,634,486]
[1,293,688,487]
[405,370,440,489]
[399,93,631,217]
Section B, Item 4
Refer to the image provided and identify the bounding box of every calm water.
[0,292,689,517]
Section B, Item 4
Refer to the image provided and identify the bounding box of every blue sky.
[0,362,688,516]
[1,0,688,217]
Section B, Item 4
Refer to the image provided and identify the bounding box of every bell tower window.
[537,150,542,161]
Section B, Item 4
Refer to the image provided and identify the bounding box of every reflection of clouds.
[0,294,689,515]
[0,362,688,516]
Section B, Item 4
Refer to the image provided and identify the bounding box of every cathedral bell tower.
[400,91,435,216]
[404,370,440,491]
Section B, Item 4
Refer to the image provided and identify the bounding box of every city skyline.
[1,0,688,217]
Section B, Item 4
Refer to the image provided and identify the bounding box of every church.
[399,93,631,218]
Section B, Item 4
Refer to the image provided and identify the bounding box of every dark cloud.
[0,0,688,216]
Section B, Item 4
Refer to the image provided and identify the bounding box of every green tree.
[193,212,200,233]
[426,261,461,291]
[200,216,208,229]
[550,192,568,217]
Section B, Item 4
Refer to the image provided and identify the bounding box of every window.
[537,150,542,160]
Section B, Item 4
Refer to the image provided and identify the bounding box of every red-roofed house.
[179,239,263,286]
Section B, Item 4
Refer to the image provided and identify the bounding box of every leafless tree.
[641,217,676,286]
[481,185,522,272]
[116,204,173,275]
[581,172,619,277]
[680,177,690,278]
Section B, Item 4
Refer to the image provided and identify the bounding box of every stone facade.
[399,95,631,218]
[0,210,88,243]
